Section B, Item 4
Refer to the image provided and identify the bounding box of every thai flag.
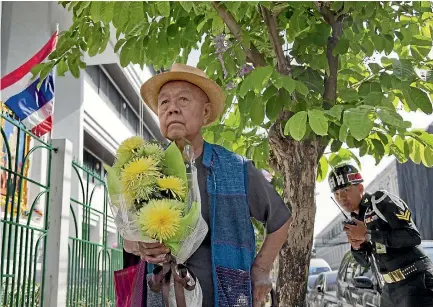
[1,31,58,137]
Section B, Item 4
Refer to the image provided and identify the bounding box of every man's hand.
[344,219,368,241]
[124,240,170,264]
[348,237,365,250]
[123,239,140,256]
[251,263,272,307]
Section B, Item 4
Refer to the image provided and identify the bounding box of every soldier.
[328,164,433,307]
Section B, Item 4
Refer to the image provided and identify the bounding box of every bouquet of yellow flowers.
[104,136,207,264]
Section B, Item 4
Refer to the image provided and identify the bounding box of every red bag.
[114,260,147,307]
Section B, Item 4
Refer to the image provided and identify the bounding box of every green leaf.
[364,92,383,106]
[113,2,129,30]
[422,146,433,167]
[239,78,252,98]
[339,88,358,102]
[343,106,374,141]
[281,76,296,93]
[371,139,385,156]
[330,140,343,152]
[156,2,171,17]
[416,131,433,148]
[372,35,384,52]
[284,111,307,141]
[212,16,224,35]
[119,37,137,67]
[221,130,236,142]
[162,142,187,185]
[409,139,423,164]
[406,87,433,114]
[369,63,382,74]
[377,109,411,128]
[392,59,414,81]
[358,82,382,97]
[333,38,349,55]
[263,86,278,102]
[128,2,144,28]
[325,105,344,120]
[238,95,249,115]
[361,36,374,57]
[411,35,432,47]
[67,56,80,78]
[114,38,126,53]
[90,1,102,22]
[296,81,309,96]
[100,1,115,24]
[251,99,265,125]
[248,66,273,91]
[179,1,193,12]
[359,141,369,157]
[30,63,46,79]
[57,59,69,77]
[317,155,329,182]
[266,95,283,121]
[308,109,328,136]
[390,136,409,163]
[339,124,348,142]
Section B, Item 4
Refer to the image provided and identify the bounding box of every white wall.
[82,76,136,155]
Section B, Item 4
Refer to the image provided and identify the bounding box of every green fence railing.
[1,110,54,307]
[67,161,123,307]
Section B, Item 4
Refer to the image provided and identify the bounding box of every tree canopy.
[33,1,433,305]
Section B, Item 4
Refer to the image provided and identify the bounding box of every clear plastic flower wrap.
[105,137,208,306]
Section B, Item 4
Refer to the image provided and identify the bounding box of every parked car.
[336,240,433,307]
[309,258,332,276]
[307,271,339,307]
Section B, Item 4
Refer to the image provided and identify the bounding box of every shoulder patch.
[395,209,411,221]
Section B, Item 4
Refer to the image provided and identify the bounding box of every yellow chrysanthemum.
[157,176,186,200]
[121,157,160,200]
[141,143,164,161]
[115,136,145,168]
[137,199,182,242]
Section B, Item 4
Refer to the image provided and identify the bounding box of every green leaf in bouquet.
[164,200,201,254]
[162,142,187,184]
[103,164,122,206]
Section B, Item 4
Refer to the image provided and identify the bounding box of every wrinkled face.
[157,81,211,141]
[333,184,364,213]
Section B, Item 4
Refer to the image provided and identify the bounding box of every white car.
[309,258,332,276]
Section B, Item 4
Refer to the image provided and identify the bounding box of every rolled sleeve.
[247,161,291,234]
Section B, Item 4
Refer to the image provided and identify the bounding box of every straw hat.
[140,63,225,126]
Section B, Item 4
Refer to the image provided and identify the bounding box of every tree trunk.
[269,124,326,307]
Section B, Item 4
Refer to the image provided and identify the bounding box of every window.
[83,149,102,183]
[85,66,155,139]
[325,273,338,292]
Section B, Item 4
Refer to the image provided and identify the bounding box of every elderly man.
[124,64,291,307]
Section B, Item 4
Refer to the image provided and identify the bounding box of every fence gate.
[1,111,54,306]
[67,161,123,307]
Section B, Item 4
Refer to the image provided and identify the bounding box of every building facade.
[1,2,164,305]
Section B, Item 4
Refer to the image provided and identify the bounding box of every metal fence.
[1,109,123,306]
[1,111,53,306]
[67,161,123,307]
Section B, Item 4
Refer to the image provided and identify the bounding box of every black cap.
[328,164,364,193]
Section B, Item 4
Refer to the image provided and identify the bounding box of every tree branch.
[260,5,290,75]
[212,1,266,67]
[315,1,343,104]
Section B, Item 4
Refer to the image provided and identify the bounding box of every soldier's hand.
[344,219,367,241]
[349,238,365,250]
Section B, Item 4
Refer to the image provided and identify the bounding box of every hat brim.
[140,71,225,126]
